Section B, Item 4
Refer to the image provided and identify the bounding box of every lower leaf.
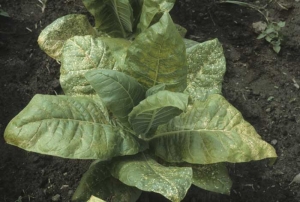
[111,153,193,202]
[4,95,142,159]
[72,160,141,202]
[151,94,277,164]
[192,163,232,195]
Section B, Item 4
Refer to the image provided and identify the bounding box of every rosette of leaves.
[257,21,285,53]
[4,1,277,202]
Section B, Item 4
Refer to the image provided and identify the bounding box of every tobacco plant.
[4,0,277,201]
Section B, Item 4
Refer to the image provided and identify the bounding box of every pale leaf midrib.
[70,39,98,69]
[150,129,232,141]
[153,43,163,86]
[141,108,157,135]
[18,118,107,128]
[110,0,129,37]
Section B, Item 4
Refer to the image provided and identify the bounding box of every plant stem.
[218,0,270,22]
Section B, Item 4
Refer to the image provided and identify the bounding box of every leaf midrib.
[153,43,163,86]
[150,129,232,141]
[100,72,136,109]
[18,118,108,128]
[110,0,126,37]
[133,107,178,134]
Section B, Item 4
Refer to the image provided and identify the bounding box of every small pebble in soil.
[252,90,260,96]
[32,156,39,163]
[52,194,61,201]
[51,79,60,89]
[68,190,74,196]
[271,139,278,145]
[60,185,69,189]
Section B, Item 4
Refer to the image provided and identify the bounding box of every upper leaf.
[150,94,277,164]
[82,0,134,38]
[184,39,226,101]
[4,95,143,159]
[111,153,193,202]
[137,0,175,33]
[60,36,121,96]
[101,37,131,69]
[85,69,146,124]
[38,14,96,60]
[192,163,232,195]
[129,91,189,138]
[72,160,141,202]
[123,12,187,92]
[129,0,144,31]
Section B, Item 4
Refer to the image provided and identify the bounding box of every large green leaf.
[72,160,141,202]
[123,12,187,92]
[60,36,118,96]
[192,163,232,195]
[82,0,133,38]
[129,91,188,138]
[38,14,96,61]
[4,95,143,159]
[150,94,277,164]
[85,69,145,123]
[111,153,193,202]
[137,0,175,33]
[184,39,226,101]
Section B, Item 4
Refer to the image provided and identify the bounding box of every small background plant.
[257,21,285,53]
[219,0,286,53]
[0,8,10,17]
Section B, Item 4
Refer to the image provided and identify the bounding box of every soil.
[0,0,299,201]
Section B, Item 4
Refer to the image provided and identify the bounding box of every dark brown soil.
[1,0,299,201]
